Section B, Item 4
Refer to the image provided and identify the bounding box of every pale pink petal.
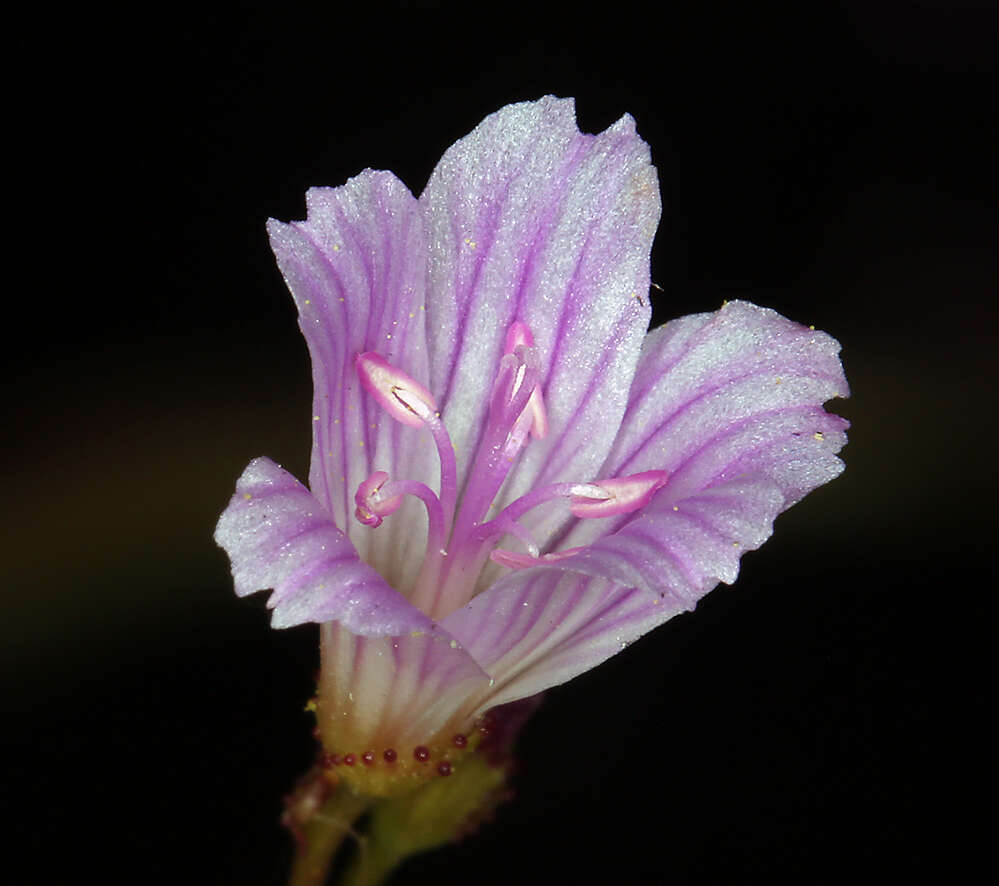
[318,622,491,751]
[214,457,434,634]
[556,299,849,554]
[267,171,436,586]
[442,570,666,712]
[419,97,661,519]
[442,476,786,709]
[442,301,849,707]
[552,475,787,603]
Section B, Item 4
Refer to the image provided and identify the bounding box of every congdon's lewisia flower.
[215,97,849,797]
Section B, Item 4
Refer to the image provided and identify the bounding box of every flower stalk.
[336,751,507,886]
[285,774,371,886]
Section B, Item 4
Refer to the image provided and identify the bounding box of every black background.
[5,1,992,883]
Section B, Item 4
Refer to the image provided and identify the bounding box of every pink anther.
[355,352,437,429]
[489,546,586,570]
[568,470,670,519]
[504,321,536,353]
[354,470,404,527]
[503,322,548,439]
[523,386,549,439]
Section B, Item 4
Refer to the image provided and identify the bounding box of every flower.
[215,97,849,797]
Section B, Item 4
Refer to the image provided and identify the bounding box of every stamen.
[504,321,548,439]
[449,346,541,545]
[569,470,670,519]
[354,471,404,527]
[467,482,606,546]
[354,351,457,536]
[417,409,458,539]
[352,327,668,623]
[503,321,534,354]
[489,351,541,434]
[354,471,447,568]
[525,387,548,439]
[431,482,598,617]
[490,546,586,570]
[485,515,540,558]
[355,352,437,429]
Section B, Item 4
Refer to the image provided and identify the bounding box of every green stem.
[338,752,509,886]
[287,783,370,886]
[337,834,400,886]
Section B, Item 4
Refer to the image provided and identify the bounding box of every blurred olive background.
[4,2,991,883]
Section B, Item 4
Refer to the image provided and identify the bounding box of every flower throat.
[353,321,668,621]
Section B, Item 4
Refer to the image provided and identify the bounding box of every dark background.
[5,1,991,882]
